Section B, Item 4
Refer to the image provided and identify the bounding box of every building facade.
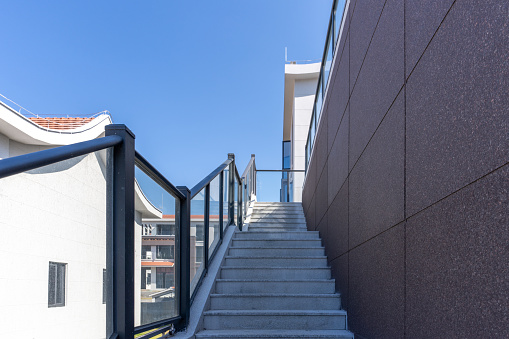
[281,62,320,202]
[301,0,509,338]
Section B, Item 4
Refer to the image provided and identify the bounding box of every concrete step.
[253,207,303,212]
[251,212,306,219]
[249,222,307,227]
[248,227,308,232]
[228,247,325,257]
[224,256,328,268]
[250,217,307,222]
[255,201,302,207]
[220,267,331,279]
[214,279,336,294]
[196,329,354,339]
[234,231,319,240]
[232,239,323,248]
[209,293,341,310]
[203,309,347,330]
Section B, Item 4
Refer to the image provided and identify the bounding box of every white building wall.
[0,148,108,338]
[291,78,317,202]
[0,133,9,159]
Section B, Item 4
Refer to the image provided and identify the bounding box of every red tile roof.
[29,117,94,130]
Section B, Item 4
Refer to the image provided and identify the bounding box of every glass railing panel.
[0,150,110,339]
[190,189,205,295]
[134,165,179,326]
[208,175,221,259]
[256,170,286,202]
[256,170,304,203]
[317,81,323,120]
[222,170,229,229]
[335,0,347,43]
[310,110,316,149]
[324,33,333,90]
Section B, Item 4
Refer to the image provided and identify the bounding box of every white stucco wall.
[0,133,9,159]
[0,151,108,339]
[291,78,317,202]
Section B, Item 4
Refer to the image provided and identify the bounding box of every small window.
[103,269,106,304]
[156,245,174,259]
[48,262,66,307]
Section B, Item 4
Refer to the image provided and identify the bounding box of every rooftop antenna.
[285,47,287,62]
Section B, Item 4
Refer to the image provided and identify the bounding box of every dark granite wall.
[301,0,509,338]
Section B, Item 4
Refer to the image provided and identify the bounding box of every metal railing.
[0,124,255,339]
[304,0,349,170]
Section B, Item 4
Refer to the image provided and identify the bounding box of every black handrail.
[190,158,232,198]
[135,151,186,200]
[0,134,122,179]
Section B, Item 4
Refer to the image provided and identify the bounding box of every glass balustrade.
[305,0,349,169]
[134,164,179,327]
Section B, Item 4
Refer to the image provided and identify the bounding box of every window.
[103,269,106,304]
[195,225,204,241]
[48,262,66,307]
[156,267,174,289]
[141,245,152,259]
[195,245,204,264]
[156,224,175,236]
[156,245,174,259]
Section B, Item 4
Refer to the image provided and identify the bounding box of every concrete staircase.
[195,202,354,339]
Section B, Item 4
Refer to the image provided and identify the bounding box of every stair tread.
[196,329,353,338]
[210,293,340,297]
[221,266,329,269]
[225,256,327,259]
[216,279,335,282]
[204,309,347,316]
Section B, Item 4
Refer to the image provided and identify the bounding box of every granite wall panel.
[349,93,404,248]
[405,0,455,76]
[349,0,404,169]
[327,108,349,207]
[315,165,328,226]
[330,254,349,311]
[406,0,509,216]
[349,0,387,93]
[315,111,328,179]
[327,33,350,153]
[406,164,509,338]
[349,223,405,339]
[326,179,349,260]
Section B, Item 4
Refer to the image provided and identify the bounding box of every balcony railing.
[0,124,258,339]
[305,0,349,169]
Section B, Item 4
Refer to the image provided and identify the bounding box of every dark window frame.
[48,261,66,308]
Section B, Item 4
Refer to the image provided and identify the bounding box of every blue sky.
[1,1,331,190]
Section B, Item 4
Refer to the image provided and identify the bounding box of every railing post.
[250,154,256,199]
[105,124,135,339]
[238,178,243,231]
[228,153,235,226]
[176,186,191,330]
[204,184,210,269]
[219,171,224,240]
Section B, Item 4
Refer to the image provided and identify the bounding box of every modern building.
[281,62,320,202]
